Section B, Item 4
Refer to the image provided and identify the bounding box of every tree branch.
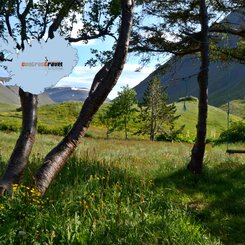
[5,11,13,37]
[209,25,245,37]
[48,0,77,39]
[68,16,117,42]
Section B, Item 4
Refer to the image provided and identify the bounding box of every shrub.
[156,125,185,142]
[217,121,245,143]
[63,124,73,135]
[37,124,65,136]
[0,120,21,132]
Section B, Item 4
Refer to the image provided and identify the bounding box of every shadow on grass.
[1,155,235,244]
[42,157,217,245]
[3,154,241,244]
[154,163,245,245]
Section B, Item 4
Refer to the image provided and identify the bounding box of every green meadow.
[0,99,242,141]
[0,101,244,244]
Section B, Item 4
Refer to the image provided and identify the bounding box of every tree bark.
[187,0,209,174]
[34,0,134,196]
[0,88,38,194]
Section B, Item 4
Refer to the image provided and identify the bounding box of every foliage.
[111,85,138,139]
[217,121,245,143]
[156,125,185,142]
[98,103,119,138]
[99,86,138,139]
[0,0,84,46]
[137,76,180,141]
[0,100,242,141]
[130,0,245,64]
[0,120,21,133]
[178,96,198,102]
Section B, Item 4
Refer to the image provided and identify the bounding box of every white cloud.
[56,63,155,99]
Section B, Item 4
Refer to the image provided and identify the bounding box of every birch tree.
[0,0,135,195]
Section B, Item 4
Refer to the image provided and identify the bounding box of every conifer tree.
[137,77,178,141]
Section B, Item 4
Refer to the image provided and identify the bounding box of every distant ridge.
[45,86,89,103]
[134,11,245,106]
[0,84,20,105]
[0,84,96,105]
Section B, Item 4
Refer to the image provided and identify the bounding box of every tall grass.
[0,132,244,244]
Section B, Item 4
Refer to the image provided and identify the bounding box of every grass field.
[0,131,244,244]
[0,99,243,141]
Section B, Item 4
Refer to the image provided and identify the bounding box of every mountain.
[0,84,20,105]
[0,84,55,105]
[44,86,89,103]
[0,84,55,106]
[134,11,245,107]
[0,85,92,105]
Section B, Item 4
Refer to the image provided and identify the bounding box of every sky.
[0,5,160,99]
[54,11,158,99]
[57,39,156,99]
[0,35,156,99]
[0,33,156,99]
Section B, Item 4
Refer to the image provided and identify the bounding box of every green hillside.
[0,101,83,136]
[220,99,245,119]
[0,100,242,141]
[174,98,241,140]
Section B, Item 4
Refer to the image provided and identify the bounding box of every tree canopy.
[130,0,245,64]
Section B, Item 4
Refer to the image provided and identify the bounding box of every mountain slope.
[0,84,20,105]
[0,85,91,105]
[134,11,245,106]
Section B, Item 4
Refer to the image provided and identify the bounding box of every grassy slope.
[0,100,243,140]
[0,132,244,244]
[220,98,245,119]
[0,101,82,131]
[175,100,241,139]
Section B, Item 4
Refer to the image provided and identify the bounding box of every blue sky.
[0,8,160,99]
[57,37,156,99]
[0,35,156,98]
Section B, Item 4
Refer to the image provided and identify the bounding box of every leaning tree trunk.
[187,0,209,174]
[34,0,134,196]
[0,88,38,194]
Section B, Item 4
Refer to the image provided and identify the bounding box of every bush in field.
[0,120,21,132]
[156,125,185,142]
[37,124,65,136]
[217,121,245,143]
